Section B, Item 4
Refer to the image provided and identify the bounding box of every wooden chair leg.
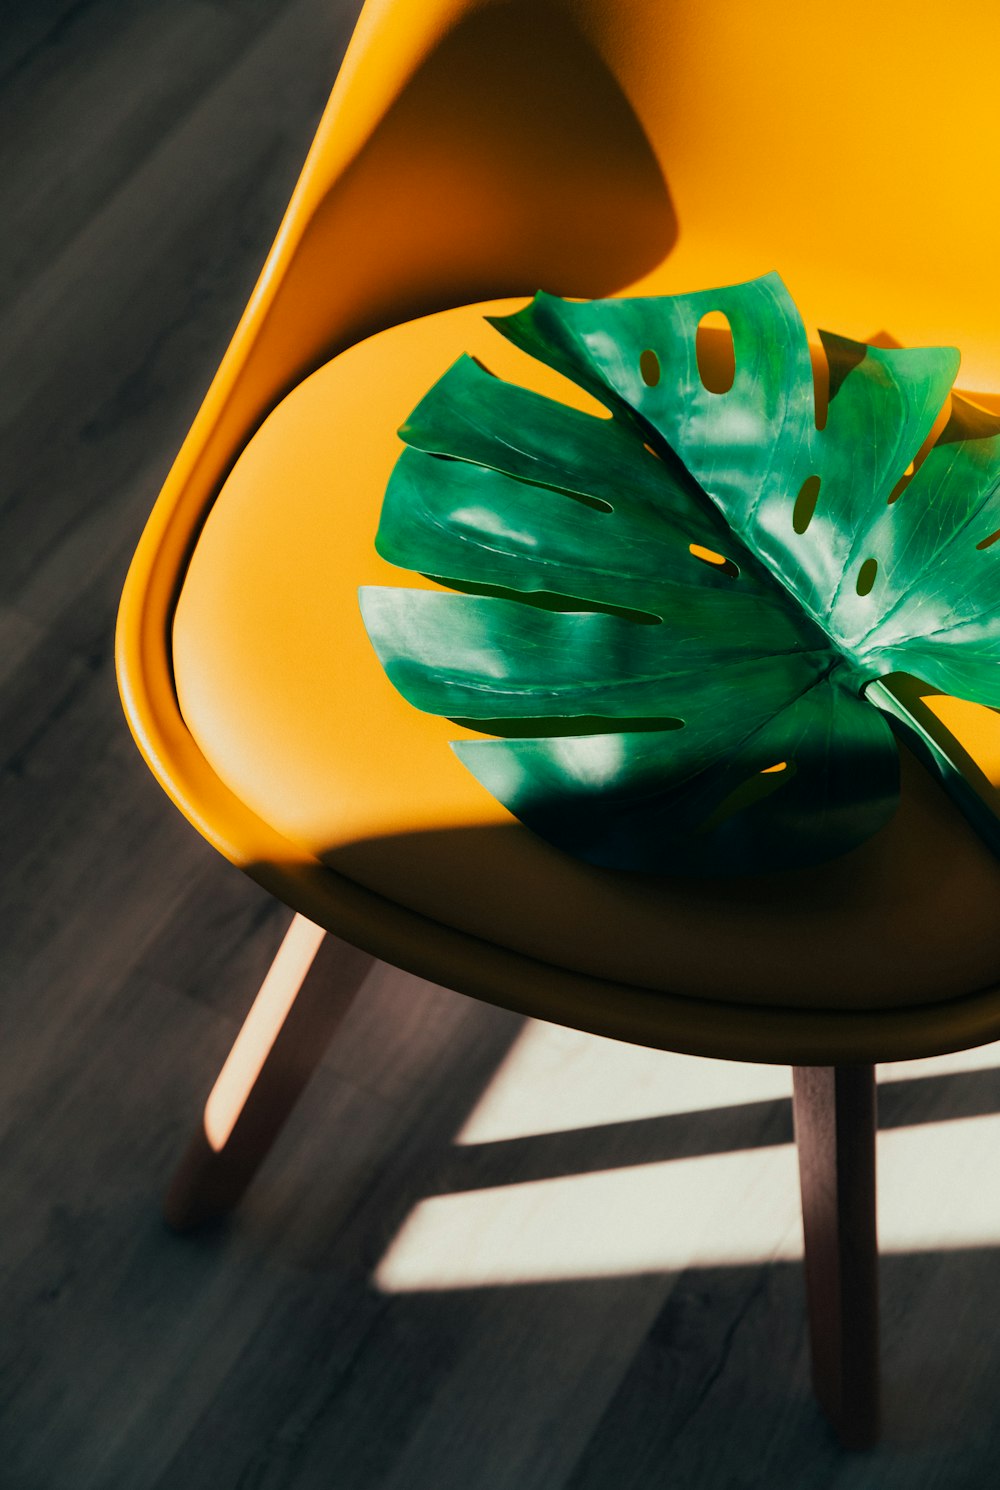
[164,914,375,1231]
[792,1064,879,1449]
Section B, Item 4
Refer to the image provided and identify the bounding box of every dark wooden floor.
[5,3,1000,1486]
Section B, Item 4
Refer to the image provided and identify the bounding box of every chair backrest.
[199,0,673,487]
[219,0,1000,474]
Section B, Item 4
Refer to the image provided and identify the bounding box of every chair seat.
[173,298,1000,1017]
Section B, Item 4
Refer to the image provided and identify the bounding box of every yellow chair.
[116,0,1000,1448]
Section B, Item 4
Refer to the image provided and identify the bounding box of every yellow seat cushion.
[173,300,1000,1013]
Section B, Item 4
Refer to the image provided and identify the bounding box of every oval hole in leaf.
[639,349,660,387]
[856,557,879,596]
[695,311,735,394]
[792,475,821,534]
[688,543,740,579]
[976,528,1000,551]
[696,760,797,834]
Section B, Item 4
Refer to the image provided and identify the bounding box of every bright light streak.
[878,1112,1000,1252]
[456,1021,1000,1149]
[376,1145,803,1291]
[204,913,326,1151]
[456,1022,793,1145]
[377,1111,1000,1293]
[378,1008,1000,1295]
[877,1038,1000,1084]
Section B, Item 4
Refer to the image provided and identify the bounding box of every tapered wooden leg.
[165,914,375,1231]
[792,1064,879,1449]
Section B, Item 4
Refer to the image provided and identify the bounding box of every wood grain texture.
[5,3,1000,1486]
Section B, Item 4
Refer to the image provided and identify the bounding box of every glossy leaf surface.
[361,274,1000,874]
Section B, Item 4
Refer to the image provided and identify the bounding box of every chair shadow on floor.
[166,904,1000,1486]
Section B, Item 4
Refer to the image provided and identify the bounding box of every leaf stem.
[866,676,1000,858]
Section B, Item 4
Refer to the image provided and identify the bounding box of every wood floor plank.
[0,0,278,308]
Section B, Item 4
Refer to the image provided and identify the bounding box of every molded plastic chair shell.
[117,0,1000,1066]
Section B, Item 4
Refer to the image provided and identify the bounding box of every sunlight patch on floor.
[455,1020,1000,1147]
[376,1020,1000,1293]
[879,1112,1000,1252]
[376,1113,1000,1293]
[375,1143,803,1292]
[877,1038,1000,1084]
[455,1022,794,1145]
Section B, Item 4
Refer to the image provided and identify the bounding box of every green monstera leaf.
[360,272,1000,875]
